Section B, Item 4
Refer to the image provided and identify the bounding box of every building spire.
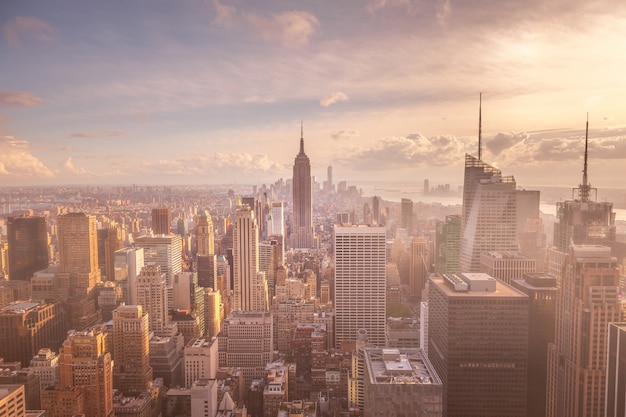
[298,120,306,156]
[579,113,591,202]
[478,93,482,161]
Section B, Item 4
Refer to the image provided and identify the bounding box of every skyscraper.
[428,273,529,417]
[290,125,314,249]
[151,208,171,235]
[400,198,413,234]
[546,245,620,417]
[134,234,182,287]
[57,213,101,298]
[435,214,461,274]
[196,211,215,256]
[334,224,386,348]
[7,215,48,281]
[112,305,153,395]
[136,264,169,334]
[606,322,626,417]
[232,206,268,311]
[58,327,114,417]
[459,154,518,272]
[408,237,428,301]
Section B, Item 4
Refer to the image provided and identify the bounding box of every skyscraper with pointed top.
[459,96,519,272]
[290,124,315,249]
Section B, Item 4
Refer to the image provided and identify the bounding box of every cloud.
[0,136,53,177]
[212,1,318,47]
[63,157,87,174]
[436,0,452,26]
[70,130,126,138]
[338,133,473,170]
[320,92,348,107]
[0,91,44,108]
[331,130,359,141]
[3,16,57,46]
[139,152,286,177]
[486,132,529,156]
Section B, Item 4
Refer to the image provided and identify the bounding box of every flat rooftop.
[432,276,526,298]
[365,348,441,385]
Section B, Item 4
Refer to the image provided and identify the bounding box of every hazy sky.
[2,0,626,189]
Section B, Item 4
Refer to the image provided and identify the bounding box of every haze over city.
[2,0,626,188]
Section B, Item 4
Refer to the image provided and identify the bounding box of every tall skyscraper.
[459,154,518,272]
[606,322,626,417]
[435,214,461,274]
[57,213,101,298]
[7,215,48,281]
[232,206,268,312]
[196,211,215,256]
[114,247,144,305]
[290,125,314,249]
[334,225,386,348]
[134,234,182,287]
[267,202,285,237]
[136,265,169,334]
[112,305,153,395]
[400,198,413,234]
[151,208,171,235]
[97,225,122,281]
[372,196,381,225]
[408,237,428,301]
[428,273,529,417]
[546,245,620,417]
[58,327,114,417]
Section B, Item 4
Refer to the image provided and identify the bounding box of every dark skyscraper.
[401,198,413,234]
[290,125,314,249]
[7,215,48,281]
[151,208,171,235]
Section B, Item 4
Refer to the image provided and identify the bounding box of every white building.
[114,247,144,305]
[334,224,386,348]
[136,265,169,334]
[184,338,218,388]
[29,348,59,390]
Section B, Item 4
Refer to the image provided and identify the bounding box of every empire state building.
[290,126,315,249]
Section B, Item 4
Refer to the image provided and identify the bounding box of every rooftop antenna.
[478,93,482,161]
[580,113,591,202]
[299,120,305,156]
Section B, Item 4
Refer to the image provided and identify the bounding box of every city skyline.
[2,1,626,188]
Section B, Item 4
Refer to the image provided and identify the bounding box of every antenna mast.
[478,93,482,160]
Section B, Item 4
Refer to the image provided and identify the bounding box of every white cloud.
[0,136,53,177]
[0,91,43,108]
[139,153,287,177]
[3,16,57,46]
[331,130,359,140]
[245,11,319,48]
[70,130,126,138]
[320,92,348,107]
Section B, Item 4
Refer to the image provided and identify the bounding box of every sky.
[2,0,626,189]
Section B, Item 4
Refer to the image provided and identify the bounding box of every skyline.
[2,0,626,188]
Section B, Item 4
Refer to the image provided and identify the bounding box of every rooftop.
[364,348,441,386]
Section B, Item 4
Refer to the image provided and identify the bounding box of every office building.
[97,225,122,281]
[29,348,59,390]
[136,265,169,334]
[114,247,144,305]
[401,198,413,234]
[606,322,626,417]
[546,245,620,417]
[134,234,182,287]
[429,273,529,417]
[232,206,268,311]
[218,310,273,390]
[58,327,114,417]
[372,196,381,225]
[459,155,518,272]
[149,326,184,388]
[0,385,25,417]
[196,211,215,256]
[334,225,386,348]
[56,212,101,298]
[7,215,48,281]
[151,208,171,235]
[409,237,429,301]
[197,254,217,289]
[435,214,461,275]
[184,337,218,388]
[113,305,153,395]
[290,127,315,249]
[480,251,536,285]
[0,301,68,367]
[363,348,442,417]
[511,272,557,417]
[203,288,222,338]
[163,378,217,417]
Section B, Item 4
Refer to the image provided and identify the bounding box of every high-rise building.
[400,198,413,234]
[196,211,215,256]
[136,264,169,334]
[480,251,536,285]
[97,225,123,281]
[459,154,518,272]
[218,311,274,390]
[372,196,381,226]
[363,348,442,417]
[290,126,314,249]
[409,237,429,301]
[0,301,68,367]
[429,273,529,417]
[56,212,101,298]
[184,337,218,388]
[58,327,114,417]
[435,214,461,275]
[232,206,268,311]
[29,348,60,390]
[7,215,48,281]
[606,322,626,417]
[0,385,25,417]
[267,202,285,238]
[114,247,145,305]
[334,225,386,348]
[112,305,153,395]
[134,234,182,287]
[204,288,222,338]
[546,245,620,417]
[151,208,171,235]
[511,272,557,417]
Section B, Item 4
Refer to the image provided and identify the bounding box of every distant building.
[409,237,429,301]
[151,208,171,235]
[7,215,48,281]
[113,305,153,395]
[136,265,169,334]
[435,215,461,275]
[363,348,442,417]
[290,127,315,249]
[480,251,536,285]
